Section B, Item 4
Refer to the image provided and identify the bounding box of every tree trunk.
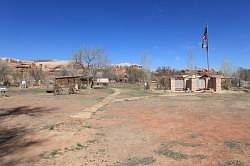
[87,63,90,88]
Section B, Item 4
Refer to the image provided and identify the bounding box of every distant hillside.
[34,59,54,62]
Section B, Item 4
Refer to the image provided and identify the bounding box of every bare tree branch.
[0,62,11,85]
[72,47,108,86]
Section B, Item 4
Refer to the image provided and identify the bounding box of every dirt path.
[71,88,121,119]
[71,88,196,119]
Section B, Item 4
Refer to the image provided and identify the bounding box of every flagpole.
[207,45,209,72]
[202,24,210,72]
[206,24,209,72]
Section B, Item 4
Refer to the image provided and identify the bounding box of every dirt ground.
[1,87,250,166]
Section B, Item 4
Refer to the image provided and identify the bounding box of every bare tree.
[141,52,151,84]
[73,47,107,86]
[58,67,70,77]
[238,68,250,81]
[156,66,180,77]
[96,52,109,68]
[187,49,194,70]
[141,52,150,70]
[0,62,11,85]
[11,71,23,86]
[102,66,116,80]
[158,77,170,90]
[57,63,77,77]
[220,57,237,89]
[127,67,144,83]
[29,68,44,83]
[220,57,235,77]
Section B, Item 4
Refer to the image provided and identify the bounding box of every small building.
[96,78,109,85]
[55,76,81,90]
[92,78,109,88]
[169,74,223,92]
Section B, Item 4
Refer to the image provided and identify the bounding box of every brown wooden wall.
[55,77,80,88]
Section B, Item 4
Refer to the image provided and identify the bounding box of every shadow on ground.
[0,106,57,117]
[0,106,56,166]
[0,127,48,166]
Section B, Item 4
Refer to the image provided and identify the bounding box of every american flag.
[202,25,208,52]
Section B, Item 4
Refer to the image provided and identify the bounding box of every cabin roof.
[55,76,80,79]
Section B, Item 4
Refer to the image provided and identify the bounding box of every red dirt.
[1,89,250,166]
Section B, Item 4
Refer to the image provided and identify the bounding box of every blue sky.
[1,0,250,69]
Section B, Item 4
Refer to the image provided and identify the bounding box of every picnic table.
[0,87,8,96]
